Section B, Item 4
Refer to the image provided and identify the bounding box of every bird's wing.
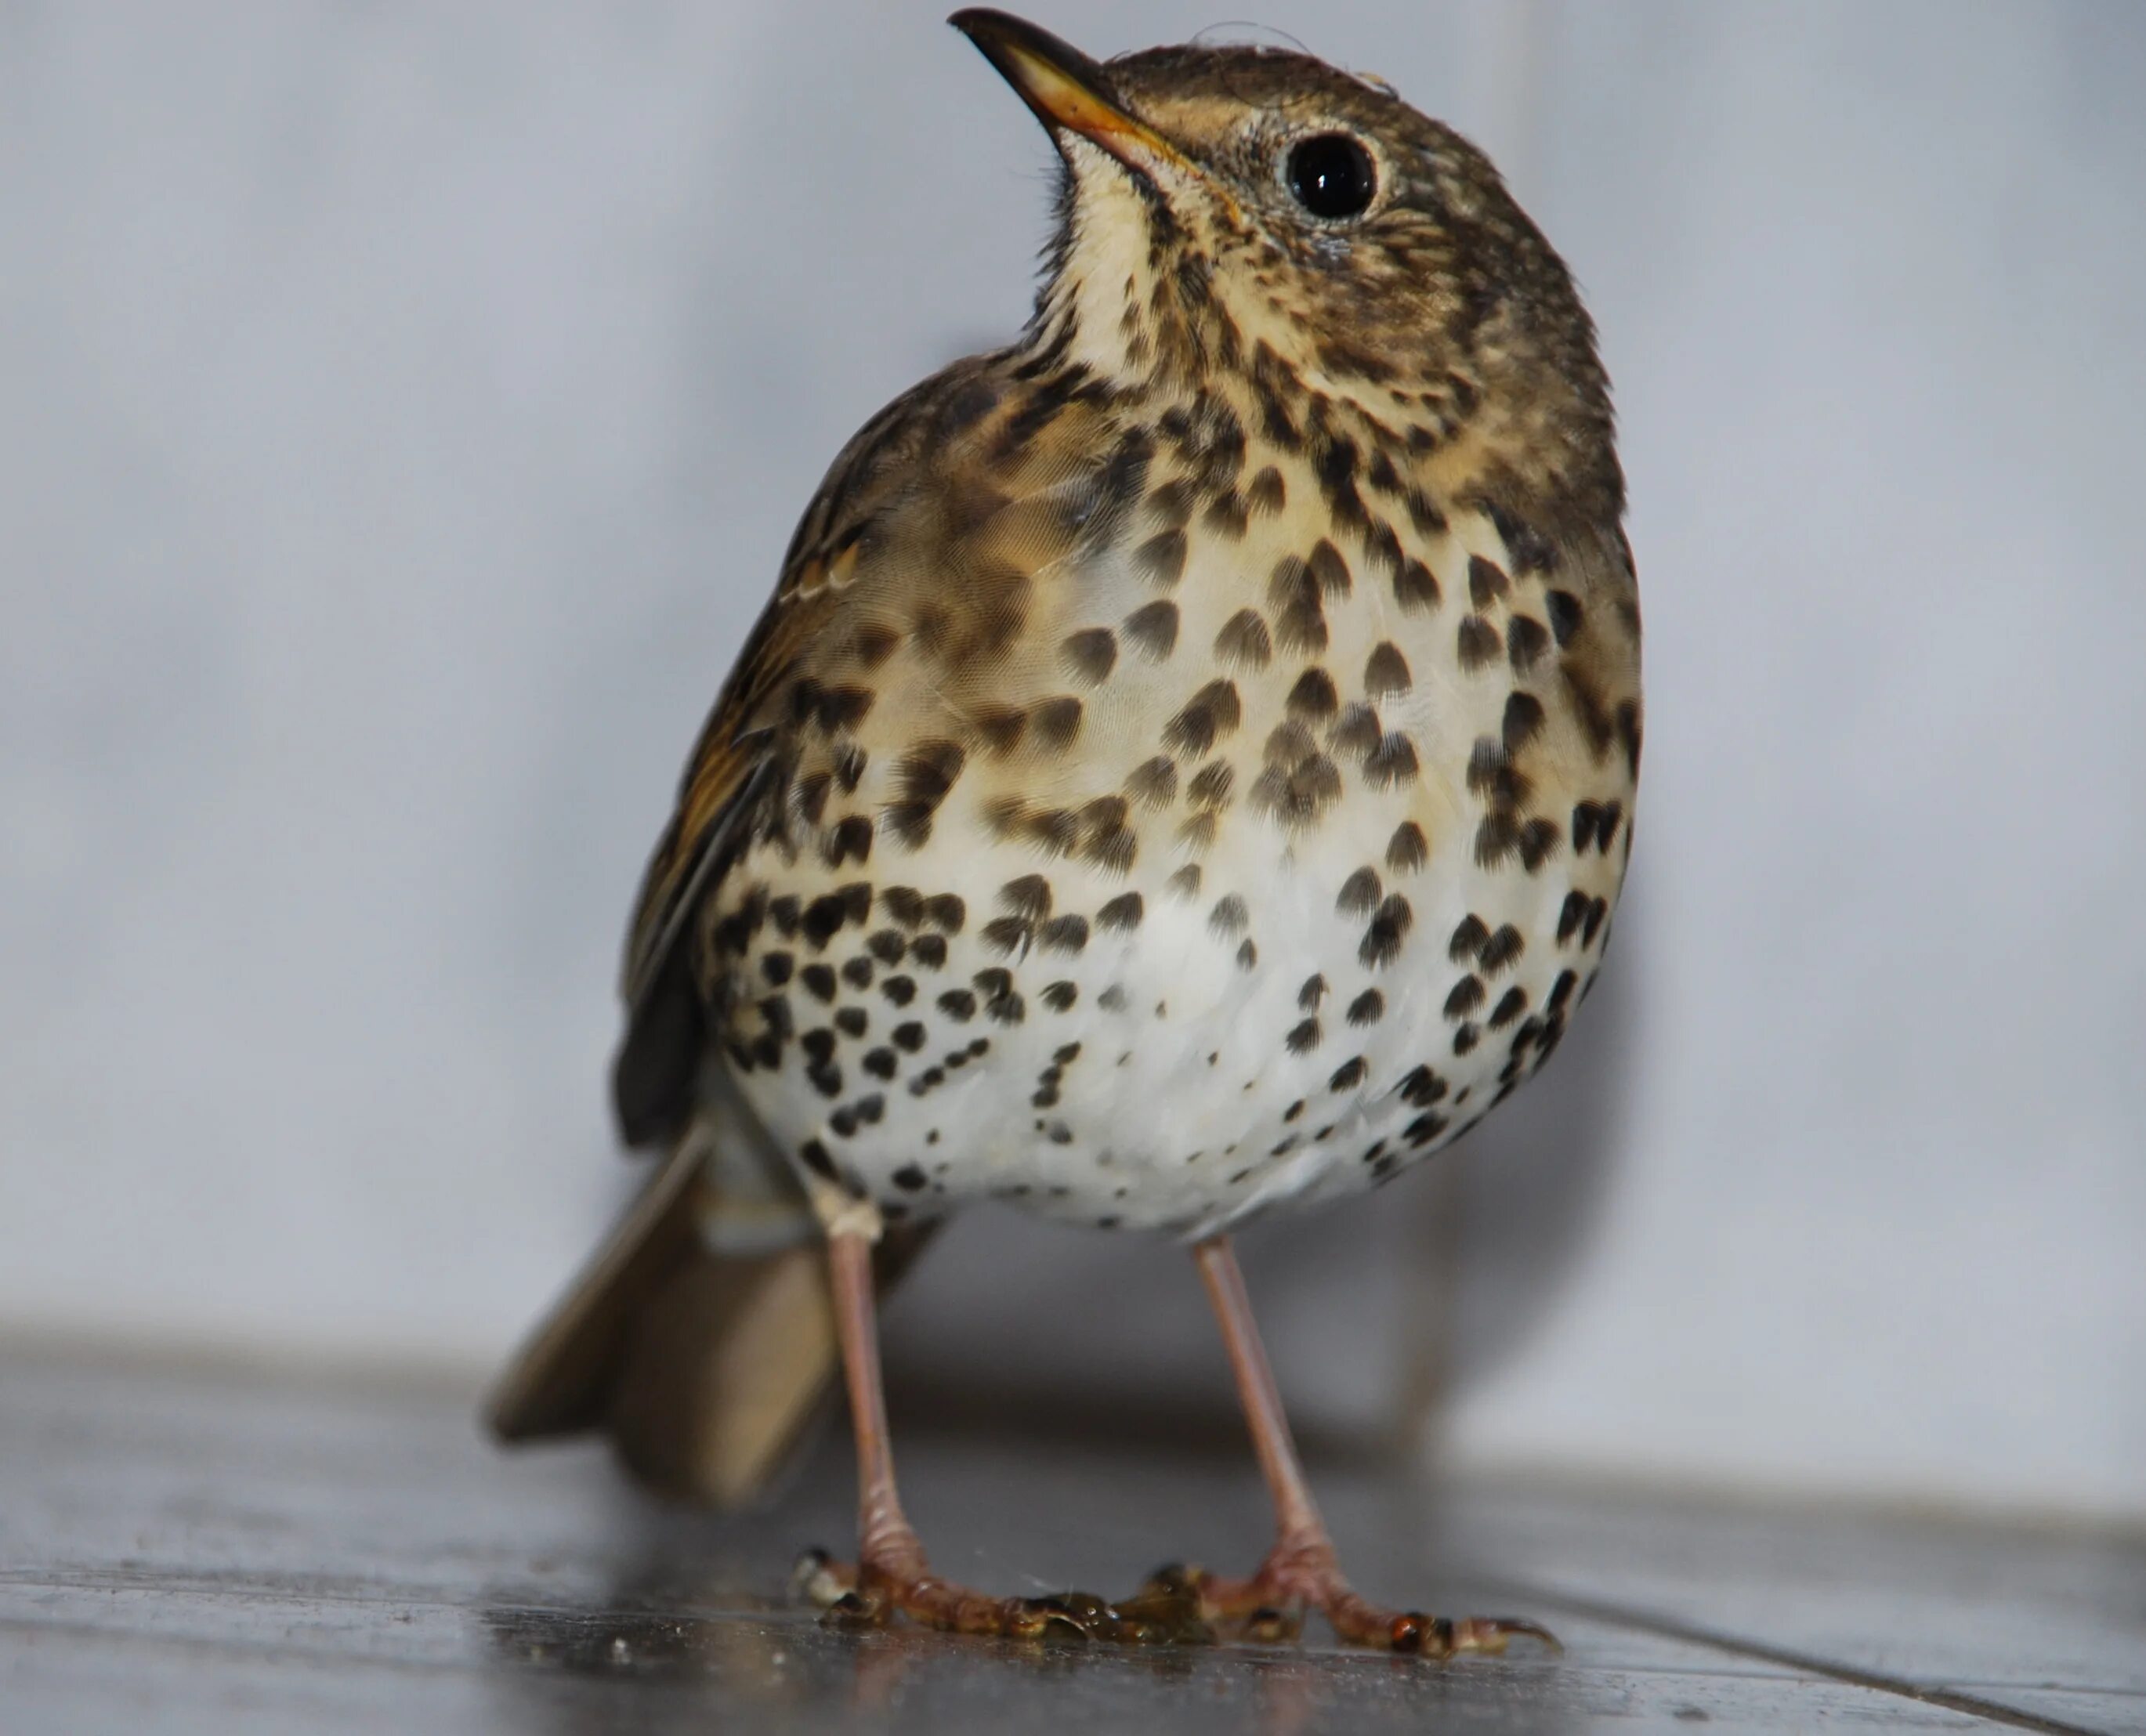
[611,355,1021,1147]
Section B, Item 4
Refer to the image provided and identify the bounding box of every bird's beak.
[950,9,1189,181]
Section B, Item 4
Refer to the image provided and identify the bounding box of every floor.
[2,1349,2140,1735]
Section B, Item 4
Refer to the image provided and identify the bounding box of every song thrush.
[490,9,1639,1658]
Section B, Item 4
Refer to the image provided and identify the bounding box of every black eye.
[1285,133,1376,219]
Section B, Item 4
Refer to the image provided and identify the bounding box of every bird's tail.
[484,1116,846,1507]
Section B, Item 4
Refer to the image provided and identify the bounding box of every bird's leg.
[1165,1234,1558,1658]
[798,1225,1199,1640]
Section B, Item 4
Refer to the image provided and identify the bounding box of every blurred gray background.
[3,1,2141,1519]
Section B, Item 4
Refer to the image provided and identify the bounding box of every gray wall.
[3,2,2141,1516]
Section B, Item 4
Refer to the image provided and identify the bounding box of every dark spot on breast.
[972,706,1028,758]
[1347,989,1384,1025]
[908,934,948,971]
[1393,558,1439,613]
[1287,667,1340,721]
[1215,609,1272,670]
[1583,895,1609,947]
[1298,973,1328,1011]
[1359,517,1403,578]
[881,973,917,1005]
[1546,589,1584,646]
[1125,756,1178,808]
[1557,891,1589,945]
[1448,914,1489,963]
[840,957,874,989]
[815,685,874,733]
[1286,1018,1322,1054]
[834,1007,868,1039]
[881,887,924,928]
[1328,1056,1366,1090]
[1479,924,1525,973]
[1518,818,1561,871]
[937,989,976,1022]
[1268,555,1330,653]
[1364,642,1410,696]
[1489,987,1528,1029]
[1328,703,1381,761]
[1360,894,1413,968]
[1475,811,1524,867]
[1572,801,1605,854]
[1363,732,1419,788]
[981,916,1031,956]
[1307,539,1352,596]
[1189,760,1236,808]
[1504,691,1546,753]
[1399,1065,1447,1106]
[863,1047,899,1079]
[1467,554,1510,608]
[885,739,967,849]
[799,1139,838,1181]
[1336,866,1382,916]
[1203,490,1249,538]
[1097,892,1144,931]
[1617,700,1644,776]
[1123,599,1180,659]
[1457,617,1501,671]
[1386,822,1428,873]
[1249,752,1341,830]
[1405,1112,1449,1147]
[1061,627,1117,685]
[1247,465,1287,515]
[1040,980,1078,1011]
[761,950,795,986]
[801,964,838,1003]
[1135,528,1188,586]
[1162,680,1243,757]
[892,1163,928,1192]
[1508,615,1550,672]
[1033,696,1083,749]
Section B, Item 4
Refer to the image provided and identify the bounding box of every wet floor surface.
[2,1349,2141,1734]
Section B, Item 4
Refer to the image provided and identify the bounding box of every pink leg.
[1187,1235,1558,1658]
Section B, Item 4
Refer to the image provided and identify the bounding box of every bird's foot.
[1138,1540,1560,1657]
[794,1546,1214,1644]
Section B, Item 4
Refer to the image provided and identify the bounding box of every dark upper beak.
[949,9,1189,177]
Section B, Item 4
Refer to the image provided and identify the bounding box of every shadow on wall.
[879,901,1647,1466]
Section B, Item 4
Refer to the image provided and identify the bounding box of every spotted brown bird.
[489,9,1639,1657]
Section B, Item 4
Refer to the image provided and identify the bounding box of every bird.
[488,8,1639,1658]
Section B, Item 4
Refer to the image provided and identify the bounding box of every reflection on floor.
[2,1349,2140,1734]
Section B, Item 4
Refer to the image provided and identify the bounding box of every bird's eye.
[1284,133,1377,219]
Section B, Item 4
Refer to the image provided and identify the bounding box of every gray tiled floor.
[2,1350,2140,1734]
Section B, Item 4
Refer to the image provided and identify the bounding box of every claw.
[791,1547,852,1611]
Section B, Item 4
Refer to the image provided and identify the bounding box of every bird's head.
[952,8,1613,498]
